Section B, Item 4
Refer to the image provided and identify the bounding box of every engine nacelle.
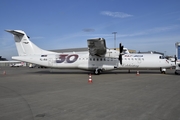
[87,38,106,56]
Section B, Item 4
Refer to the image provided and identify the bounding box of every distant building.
[137,51,164,55]
[114,48,136,53]
[0,56,8,61]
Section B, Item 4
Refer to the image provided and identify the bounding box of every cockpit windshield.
[159,55,165,59]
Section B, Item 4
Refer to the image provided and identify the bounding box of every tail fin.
[6,30,53,56]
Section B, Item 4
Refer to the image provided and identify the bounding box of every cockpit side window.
[159,56,165,59]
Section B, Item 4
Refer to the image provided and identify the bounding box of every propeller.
[118,43,124,65]
[174,55,177,65]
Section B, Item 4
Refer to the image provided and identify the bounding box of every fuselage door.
[48,58,53,66]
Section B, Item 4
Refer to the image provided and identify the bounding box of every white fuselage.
[12,49,174,71]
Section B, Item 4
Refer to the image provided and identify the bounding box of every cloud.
[101,11,133,18]
[148,25,179,33]
[117,25,180,37]
[82,28,95,32]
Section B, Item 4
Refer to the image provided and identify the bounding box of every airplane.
[0,60,22,65]
[5,29,174,75]
[0,60,24,67]
[0,60,20,63]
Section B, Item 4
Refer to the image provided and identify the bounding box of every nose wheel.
[160,67,166,74]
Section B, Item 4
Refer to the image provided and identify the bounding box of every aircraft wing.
[87,38,107,56]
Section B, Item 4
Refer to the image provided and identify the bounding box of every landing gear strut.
[94,69,102,75]
[160,67,166,74]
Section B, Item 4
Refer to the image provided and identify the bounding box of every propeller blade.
[121,45,124,52]
[119,43,121,53]
[119,43,124,53]
[175,55,177,65]
[119,55,122,65]
[119,43,124,65]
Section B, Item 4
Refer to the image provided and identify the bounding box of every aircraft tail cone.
[88,74,93,83]
[136,71,140,76]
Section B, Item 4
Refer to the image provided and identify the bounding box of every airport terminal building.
[0,56,7,61]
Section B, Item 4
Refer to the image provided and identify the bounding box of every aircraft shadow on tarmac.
[31,70,90,75]
[28,69,176,75]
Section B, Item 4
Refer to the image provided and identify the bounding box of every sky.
[0,0,180,60]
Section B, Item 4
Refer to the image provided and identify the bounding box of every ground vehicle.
[29,63,36,68]
[175,63,180,75]
[10,63,23,67]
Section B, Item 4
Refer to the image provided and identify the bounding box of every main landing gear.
[94,68,102,75]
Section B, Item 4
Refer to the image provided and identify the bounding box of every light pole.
[164,51,166,56]
[112,32,117,50]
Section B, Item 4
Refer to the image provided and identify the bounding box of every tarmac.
[0,67,180,120]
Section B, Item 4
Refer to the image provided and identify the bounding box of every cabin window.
[104,58,106,61]
[97,58,99,61]
[128,58,130,60]
[93,58,95,61]
[90,58,92,61]
[100,58,102,61]
[135,58,137,60]
[131,58,133,60]
[41,55,47,57]
[142,58,144,60]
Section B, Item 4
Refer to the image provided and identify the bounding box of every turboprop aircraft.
[5,30,174,75]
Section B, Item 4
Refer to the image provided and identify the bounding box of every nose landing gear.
[160,67,166,74]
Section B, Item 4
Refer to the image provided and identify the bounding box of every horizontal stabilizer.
[5,30,25,36]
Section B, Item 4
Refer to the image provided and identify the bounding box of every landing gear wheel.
[162,71,166,74]
[94,70,99,75]
[94,69,102,75]
[160,68,166,74]
[175,71,178,75]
